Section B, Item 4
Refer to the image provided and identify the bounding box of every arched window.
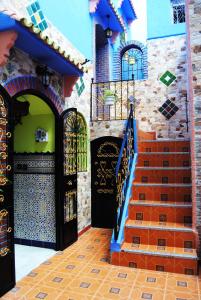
[77,113,87,172]
[121,47,144,80]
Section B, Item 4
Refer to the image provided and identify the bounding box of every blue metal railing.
[111,103,138,251]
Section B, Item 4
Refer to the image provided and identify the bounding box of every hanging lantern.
[104,15,113,39]
[36,65,53,88]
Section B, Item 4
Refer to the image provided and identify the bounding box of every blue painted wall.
[147,0,186,39]
[39,0,92,59]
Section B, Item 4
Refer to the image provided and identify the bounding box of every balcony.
[90,79,135,121]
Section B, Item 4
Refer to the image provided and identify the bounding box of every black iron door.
[60,108,78,250]
[0,87,15,297]
[91,136,122,228]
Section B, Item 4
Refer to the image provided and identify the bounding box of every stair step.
[111,248,198,274]
[125,220,195,248]
[132,185,191,202]
[138,140,190,153]
[130,200,192,207]
[138,153,190,168]
[135,168,191,184]
[122,242,197,259]
[134,183,192,187]
[129,202,192,223]
[126,220,193,232]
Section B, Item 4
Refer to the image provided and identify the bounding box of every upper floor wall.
[39,0,92,59]
[147,0,186,39]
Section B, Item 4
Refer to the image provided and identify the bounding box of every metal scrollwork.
[114,105,135,240]
[0,209,8,219]
[64,191,77,223]
[0,247,10,257]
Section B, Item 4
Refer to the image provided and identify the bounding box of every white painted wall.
[131,0,147,42]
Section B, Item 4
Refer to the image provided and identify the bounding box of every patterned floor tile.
[95,280,132,299]
[3,228,201,300]
[166,273,198,294]
[130,286,164,300]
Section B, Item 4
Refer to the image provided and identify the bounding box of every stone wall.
[91,35,189,140]
[0,47,63,98]
[186,0,201,256]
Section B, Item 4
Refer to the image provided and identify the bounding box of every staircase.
[111,139,198,275]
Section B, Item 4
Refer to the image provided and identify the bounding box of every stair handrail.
[111,103,138,250]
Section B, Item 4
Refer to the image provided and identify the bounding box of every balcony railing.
[90,79,135,121]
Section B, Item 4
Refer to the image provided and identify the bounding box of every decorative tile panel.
[14,154,56,244]
[26,1,48,32]
[158,99,179,120]
[76,77,85,96]
[160,71,176,87]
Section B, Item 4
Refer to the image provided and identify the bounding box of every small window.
[171,0,185,24]
[121,47,144,80]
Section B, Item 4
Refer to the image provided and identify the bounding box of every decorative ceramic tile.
[80,282,90,288]
[36,292,47,299]
[27,1,48,32]
[160,71,176,86]
[158,99,179,120]
[110,287,120,294]
[76,77,85,96]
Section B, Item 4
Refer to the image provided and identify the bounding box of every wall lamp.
[104,14,113,39]
[36,65,53,88]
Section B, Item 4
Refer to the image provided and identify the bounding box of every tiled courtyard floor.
[3,228,201,300]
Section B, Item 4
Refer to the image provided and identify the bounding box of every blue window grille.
[121,47,144,80]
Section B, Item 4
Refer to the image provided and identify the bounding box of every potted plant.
[103,89,117,106]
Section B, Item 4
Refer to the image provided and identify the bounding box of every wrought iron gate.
[91,136,122,228]
[60,108,78,249]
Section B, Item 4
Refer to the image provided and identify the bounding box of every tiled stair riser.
[124,227,195,248]
[137,153,190,168]
[135,168,191,184]
[132,186,191,202]
[129,205,192,223]
[138,141,190,153]
[111,252,197,275]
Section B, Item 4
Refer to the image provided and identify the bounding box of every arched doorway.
[0,85,78,296]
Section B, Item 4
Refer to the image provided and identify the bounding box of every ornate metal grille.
[171,0,185,24]
[0,95,12,257]
[121,47,144,80]
[90,79,135,121]
[77,113,87,172]
[63,109,77,224]
[114,104,136,240]
[63,110,77,176]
